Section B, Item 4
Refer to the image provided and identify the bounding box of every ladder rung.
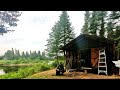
[98,66,107,67]
[99,49,105,52]
[99,57,105,59]
[99,52,105,54]
[100,51,105,53]
[100,54,105,56]
[100,52,105,55]
[99,59,105,60]
[99,71,107,73]
[99,58,105,60]
[99,62,106,63]
[98,69,107,71]
[98,70,107,74]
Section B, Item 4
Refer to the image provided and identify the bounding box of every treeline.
[81,11,120,58]
[0,48,46,60]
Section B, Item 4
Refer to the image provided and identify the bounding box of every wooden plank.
[81,67,92,74]
[81,67,92,70]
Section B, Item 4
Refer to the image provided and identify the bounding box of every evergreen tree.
[46,32,54,57]
[21,51,25,59]
[98,11,107,37]
[46,11,75,60]
[37,50,41,59]
[46,22,61,62]
[17,49,20,59]
[25,51,29,59]
[12,48,14,60]
[4,50,14,60]
[89,11,99,35]
[106,11,116,39]
[88,11,107,37]
[59,11,75,47]
[41,51,46,60]
[0,11,22,35]
[81,11,90,34]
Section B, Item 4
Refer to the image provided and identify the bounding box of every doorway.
[80,49,91,67]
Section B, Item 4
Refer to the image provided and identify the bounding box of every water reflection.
[0,66,29,75]
[0,69,5,75]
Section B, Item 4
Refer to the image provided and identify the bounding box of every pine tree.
[25,51,29,59]
[98,11,107,37]
[37,51,41,59]
[88,11,107,37]
[59,11,75,47]
[106,11,115,39]
[17,49,20,59]
[41,51,46,60]
[46,22,61,62]
[46,30,55,57]
[4,50,13,60]
[0,11,22,35]
[46,11,75,62]
[89,11,99,35]
[12,48,14,60]
[22,51,25,59]
[81,11,90,34]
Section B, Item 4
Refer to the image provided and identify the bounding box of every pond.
[0,69,5,75]
[0,66,30,75]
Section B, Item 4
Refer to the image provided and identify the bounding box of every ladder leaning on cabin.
[98,48,108,75]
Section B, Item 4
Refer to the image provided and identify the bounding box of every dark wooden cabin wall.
[72,50,80,69]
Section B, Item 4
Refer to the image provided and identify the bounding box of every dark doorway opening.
[80,49,91,68]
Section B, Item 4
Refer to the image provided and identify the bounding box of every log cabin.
[60,34,119,75]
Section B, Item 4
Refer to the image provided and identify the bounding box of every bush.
[51,60,64,68]
[40,65,50,71]
[51,60,58,67]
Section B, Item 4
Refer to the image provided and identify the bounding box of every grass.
[0,62,51,79]
[0,59,63,79]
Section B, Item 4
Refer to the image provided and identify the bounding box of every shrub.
[51,60,58,67]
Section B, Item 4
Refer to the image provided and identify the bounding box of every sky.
[0,11,85,55]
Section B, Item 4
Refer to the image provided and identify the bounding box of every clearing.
[25,69,120,79]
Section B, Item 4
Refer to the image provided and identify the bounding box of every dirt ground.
[25,69,120,79]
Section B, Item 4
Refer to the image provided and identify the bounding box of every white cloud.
[0,11,84,55]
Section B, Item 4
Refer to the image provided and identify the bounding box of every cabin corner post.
[77,50,80,69]
[63,50,67,68]
[113,41,117,60]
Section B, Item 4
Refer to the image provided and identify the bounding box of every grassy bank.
[0,59,64,79]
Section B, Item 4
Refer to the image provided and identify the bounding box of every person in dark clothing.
[56,62,65,75]
[80,59,85,67]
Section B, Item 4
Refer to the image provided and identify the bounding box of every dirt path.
[25,69,120,79]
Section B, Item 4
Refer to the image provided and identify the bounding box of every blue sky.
[0,11,85,55]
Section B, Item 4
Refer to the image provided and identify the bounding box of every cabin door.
[91,48,99,68]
